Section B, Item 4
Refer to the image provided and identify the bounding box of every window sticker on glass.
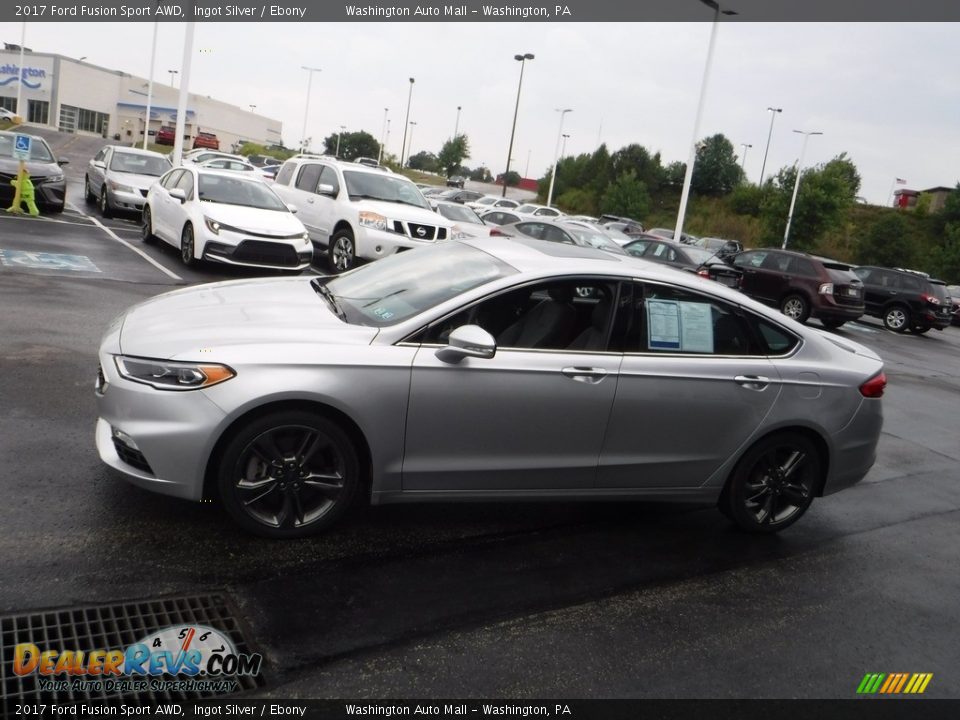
[372,307,395,320]
[678,302,714,353]
[647,300,681,350]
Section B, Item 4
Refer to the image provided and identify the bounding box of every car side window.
[735,251,767,268]
[94,148,107,162]
[161,169,183,189]
[296,163,323,193]
[631,282,759,356]
[854,267,873,283]
[796,258,817,277]
[206,160,226,169]
[175,171,195,200]
[877,270,900,289]
[541,225,574,244]
[900,274,921,291]
[318,165,340,196]
[275,162,295,186]
[761,253,795,273]
[516,222,545,240]
[624,241,648,257]
[421,279,620,352]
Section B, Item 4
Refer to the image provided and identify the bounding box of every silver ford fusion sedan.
[95,238,885,538]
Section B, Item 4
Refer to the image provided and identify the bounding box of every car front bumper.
[108,187,149,211]
[355,226,442,261]
[199,227,313,271]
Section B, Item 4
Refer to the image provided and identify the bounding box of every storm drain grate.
[0,593,266,702]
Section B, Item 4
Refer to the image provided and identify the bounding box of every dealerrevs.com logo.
[13,625,263,694]
[857,672,934,695]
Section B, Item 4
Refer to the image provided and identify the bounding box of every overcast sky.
[3,21,958,205]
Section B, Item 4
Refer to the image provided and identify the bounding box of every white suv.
[271,156,456,272]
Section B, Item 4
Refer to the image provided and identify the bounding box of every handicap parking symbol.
[13,134,32,160]
[0,249,101,273]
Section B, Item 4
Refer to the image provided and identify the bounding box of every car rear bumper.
[820,397,883,496]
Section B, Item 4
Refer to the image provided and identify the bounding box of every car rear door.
[598,280,781,489]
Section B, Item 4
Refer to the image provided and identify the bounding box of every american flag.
[895,178,907,184]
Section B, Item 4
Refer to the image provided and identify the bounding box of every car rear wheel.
[180,224,196,266]
[883,305,910,332]
[780,294,810,323]
[329,229,356,273]
[217,411,360,538]
[142,207,156,243]
[722,432,821,534]
[99,186,112,218]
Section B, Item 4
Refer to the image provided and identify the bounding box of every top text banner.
[4,0,960,22]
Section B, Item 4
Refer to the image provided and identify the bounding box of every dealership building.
[0,46,283,151]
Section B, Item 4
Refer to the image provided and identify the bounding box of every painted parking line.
[847,322,879,334]
[0,212,99,230]
[67,202,182,281]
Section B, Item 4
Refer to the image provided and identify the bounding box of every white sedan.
[142,166,313,271]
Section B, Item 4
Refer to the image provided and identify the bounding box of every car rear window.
[927,281,948,301]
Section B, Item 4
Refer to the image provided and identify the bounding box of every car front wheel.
[329,229,356,273]
[721,432,821,534]
[180,224,197,266]
[217,411,360,538]
[142,207,156,243]
[99,186,112,218]
[84,176,95,203]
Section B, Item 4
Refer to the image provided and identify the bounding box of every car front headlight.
[42,173,65,183]
[450,225,468,241]
[108,180,136,193]
[114,356,235,391]
[359,211,387,231]
[204,216,221,235]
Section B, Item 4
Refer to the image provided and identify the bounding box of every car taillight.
[490,227,508,237]
[697,268,710,278]
[859,371,887,398]
[920,292,941,306]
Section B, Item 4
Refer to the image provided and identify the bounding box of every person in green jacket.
[6,163,40,216]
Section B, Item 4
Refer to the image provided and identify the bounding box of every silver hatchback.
[95,238,885,537]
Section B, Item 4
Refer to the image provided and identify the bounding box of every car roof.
[109,146,167,158]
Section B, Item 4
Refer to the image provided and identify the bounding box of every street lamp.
[782,130,823,249]
[502,52,535,197]
[336,125,346,157]
[739,142,752,173]
[561,133,570,158]
[546,107,572,208]
[167,69,178,87]
[300,66,321,153]
[759,107,782,186]
[673,0,736,245]
[408,121,417,163]
[454,105,462,139]
[400,77,415,168]
[378,108,389,164]
[142,22,158,150]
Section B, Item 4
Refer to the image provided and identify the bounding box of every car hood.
[356,198,453,226]
[200,203,305,236]
[0,156,61,178]
[118,277,378,359]
[109,172,162,192]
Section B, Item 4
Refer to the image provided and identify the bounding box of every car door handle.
[734,375,770,391]
[562,367,608,384]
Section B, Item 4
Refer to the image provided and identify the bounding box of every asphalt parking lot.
[1,183,959,699]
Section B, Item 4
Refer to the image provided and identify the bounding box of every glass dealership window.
[27,100,49,125]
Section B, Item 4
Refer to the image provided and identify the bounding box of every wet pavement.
[1,175,959,698]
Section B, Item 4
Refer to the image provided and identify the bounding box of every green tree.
[728,184,766,217]
[500,170,521,187]
[321,130,380,160]
[600,171,651,220]
[663,161,686,187]
[407,151,439,172]
[469,166,492,183]
[856,213,914,268]
[610,144,663,191]
[692,134,743,196]
[437,134,471,177]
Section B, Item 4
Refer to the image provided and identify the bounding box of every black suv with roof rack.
[730,248,864,328]
[852,266,952,333]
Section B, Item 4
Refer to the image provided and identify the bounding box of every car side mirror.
[435,325,497,364]
[169,188,187,203]
[59,158,71,167]
[286,203,298,214]
[317,183,336,197]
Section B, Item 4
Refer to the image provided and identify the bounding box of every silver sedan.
[95,238,885,538]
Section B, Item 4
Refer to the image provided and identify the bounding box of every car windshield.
[343,170,430,209]
[197,174,287,210]
[683,247,717,264]
[0,133,54,162]
[475,197,497,206]
[435,203,483,224]
[324,243,517,326]
[109,152,170,176]
[569,228,627,254]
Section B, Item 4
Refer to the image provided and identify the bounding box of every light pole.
[300,66,321,153]
[782,130,823,249]
[502,52,534,197]
[407,121,417,164]
[739,142,752,173]
[14,22,25,119]
[524,149,532,178]
[547,107,572,208]
[378,107,388,164]
[142,22,158,149]
[170,23,195,168]
[400,77,415,167]
[673,0,736,246]
[167,69,178,87]
[454,105,462,139]
[759,107,782,186]
[561,133,569,158]
[336,125,346,157]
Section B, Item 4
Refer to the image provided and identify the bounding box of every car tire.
[821,318,846,330]
[84,176,95,204]
[217,410,361,538]
[883,305,910,333]
[142,207,156,243]
[99,186,112,218]
[721,432,821,534]
[328,228,356,273]
[780,294,810,324]
[180,223,197,266]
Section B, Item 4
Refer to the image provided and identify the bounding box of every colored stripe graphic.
[858,673,932,694]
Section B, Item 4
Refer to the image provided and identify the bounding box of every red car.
[192,132,220,150]
[155,126,176,146]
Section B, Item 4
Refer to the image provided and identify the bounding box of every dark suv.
[853,266,952,334]
[731,249,864,328]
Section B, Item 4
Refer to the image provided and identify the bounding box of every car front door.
[598,280,782,489]
[152,169,184,241]
[402,277,624,491]
[89,147,108,196]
